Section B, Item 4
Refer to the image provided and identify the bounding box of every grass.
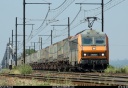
[0,75,74,86]
[0,64,33,75]
[0,66,74,86]
[0,76,49,86]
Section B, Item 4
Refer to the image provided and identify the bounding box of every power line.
[51,0,126,40]
[24,0,75,45]
[51,0,67,10]
[17,0,126,52]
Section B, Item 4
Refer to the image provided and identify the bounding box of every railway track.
[0,71,128,86]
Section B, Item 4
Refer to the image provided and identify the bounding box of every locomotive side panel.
[106,34,109,65]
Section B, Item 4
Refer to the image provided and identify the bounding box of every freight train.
[17,29,109,72]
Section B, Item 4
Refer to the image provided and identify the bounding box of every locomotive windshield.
[82,37,93,45]
[82,35,106,46]
[94,36,105,45]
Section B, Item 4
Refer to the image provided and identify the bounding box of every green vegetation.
[19,49,36,57]
[120,66,128,73]
[0,66,74,86]
[17,64,33,75]
[25,49,36,55]
[0,75,74,86]
[0,64,33,75]
[104,65,128,73]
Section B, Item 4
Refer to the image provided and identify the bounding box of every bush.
[17,64,33,75]
[104,65,115,73]
[104,67,116,73]
[115,68,122,73]
[121,66,128,73]
[104,65,128,74]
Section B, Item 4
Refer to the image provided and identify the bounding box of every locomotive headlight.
[84,53,86,56]
[92,47,96,50]
[101,53,105,56]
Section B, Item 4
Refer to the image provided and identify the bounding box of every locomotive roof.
[76,29,105,35]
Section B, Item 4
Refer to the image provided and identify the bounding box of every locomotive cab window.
[94,36,106,45]
[82,36,93,45]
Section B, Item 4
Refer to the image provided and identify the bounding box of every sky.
[0,0,128,63]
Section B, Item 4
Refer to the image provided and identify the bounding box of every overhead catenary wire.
[17,1,74,51]
[25,0,75,45]
[42,0,49,3]
[28,0,126,48]
[17,0,126,53]
[18,0,76,50]
[52,0,126,39]
[51,0,67,10]
[50,0,75,20]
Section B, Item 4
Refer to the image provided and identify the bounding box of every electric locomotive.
[69,29,109,71]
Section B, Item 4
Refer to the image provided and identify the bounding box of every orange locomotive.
[69,29,109,71]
